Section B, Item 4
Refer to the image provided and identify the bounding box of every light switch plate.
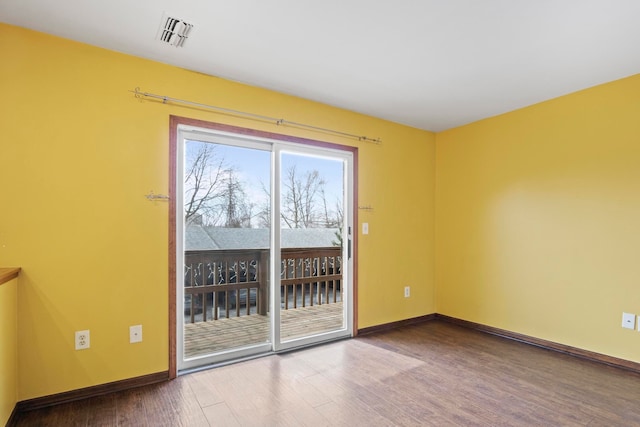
[130,325,143,343]
[622,312,635,329]
[362,223,369,235]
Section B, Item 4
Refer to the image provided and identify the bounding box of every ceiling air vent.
[157,14,193,48]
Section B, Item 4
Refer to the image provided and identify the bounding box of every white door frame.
[173,121,355,372]
[272,144,354,352]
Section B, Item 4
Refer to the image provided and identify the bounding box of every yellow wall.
[0,277,18,426]
[9,17,637,403]
[436,74,640,362]
[0,24,436,400]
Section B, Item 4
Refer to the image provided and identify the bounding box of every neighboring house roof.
[185,224,339,251]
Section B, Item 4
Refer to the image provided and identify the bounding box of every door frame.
[273,145,354,353]
[168,115,359,378]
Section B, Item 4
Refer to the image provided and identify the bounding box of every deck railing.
[184,247,342,323]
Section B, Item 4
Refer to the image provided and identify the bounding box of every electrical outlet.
[130,325,143,343]
[404,286,410,298]
[75,330,90,350]
[622,312,635,330]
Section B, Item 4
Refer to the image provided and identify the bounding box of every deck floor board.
[184,302,344,358]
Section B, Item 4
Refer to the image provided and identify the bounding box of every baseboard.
[15,371,169,413]
[436,314,640,375]
[5,404,19,427]
[357,313,436,336]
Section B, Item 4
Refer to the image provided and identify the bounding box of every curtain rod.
[130,87,382,144]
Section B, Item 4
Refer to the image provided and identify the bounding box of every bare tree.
[223,173,253,228]
[281,165,326,228]
[256,181,271,229]
[184,142,252,227]
[320,187,343,229]
[331,199,344,246]
[251,165,343,231]
[184,143,226,225]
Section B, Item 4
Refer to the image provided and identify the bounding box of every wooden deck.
[184,302,344,358]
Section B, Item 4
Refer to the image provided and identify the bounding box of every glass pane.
[183,140,271,359]
[279,152,345,341]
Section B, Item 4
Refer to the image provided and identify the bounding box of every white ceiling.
[2,0,639,131]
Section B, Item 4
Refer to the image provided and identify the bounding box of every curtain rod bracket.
[145,191,170,201]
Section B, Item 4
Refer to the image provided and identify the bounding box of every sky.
[185,140,344,227]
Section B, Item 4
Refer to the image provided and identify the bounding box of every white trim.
[271,146,282,349]
[176,128,186,369]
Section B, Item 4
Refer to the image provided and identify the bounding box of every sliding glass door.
[177,133,273,370]
[177,125,353,371]
[275,150,350,351]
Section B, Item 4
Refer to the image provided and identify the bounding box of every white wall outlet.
[622,312,635,329]
[404,286,410,298]
[362,223,369,235]
[75,330,90,350]
[130,325,143,343]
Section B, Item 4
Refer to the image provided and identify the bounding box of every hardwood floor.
[12,321,640,426]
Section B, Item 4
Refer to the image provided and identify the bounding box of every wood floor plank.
[12,400,89,427]
[201,402,239,427]
[115,388,148,427]
[86,394,117,427]
[170,379,211,427]
[185,370,226,409]
[282,403,333,427]
[304,372,348,399]
[141,378,209,427]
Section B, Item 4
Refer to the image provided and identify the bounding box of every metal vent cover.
[157,14,193,48]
